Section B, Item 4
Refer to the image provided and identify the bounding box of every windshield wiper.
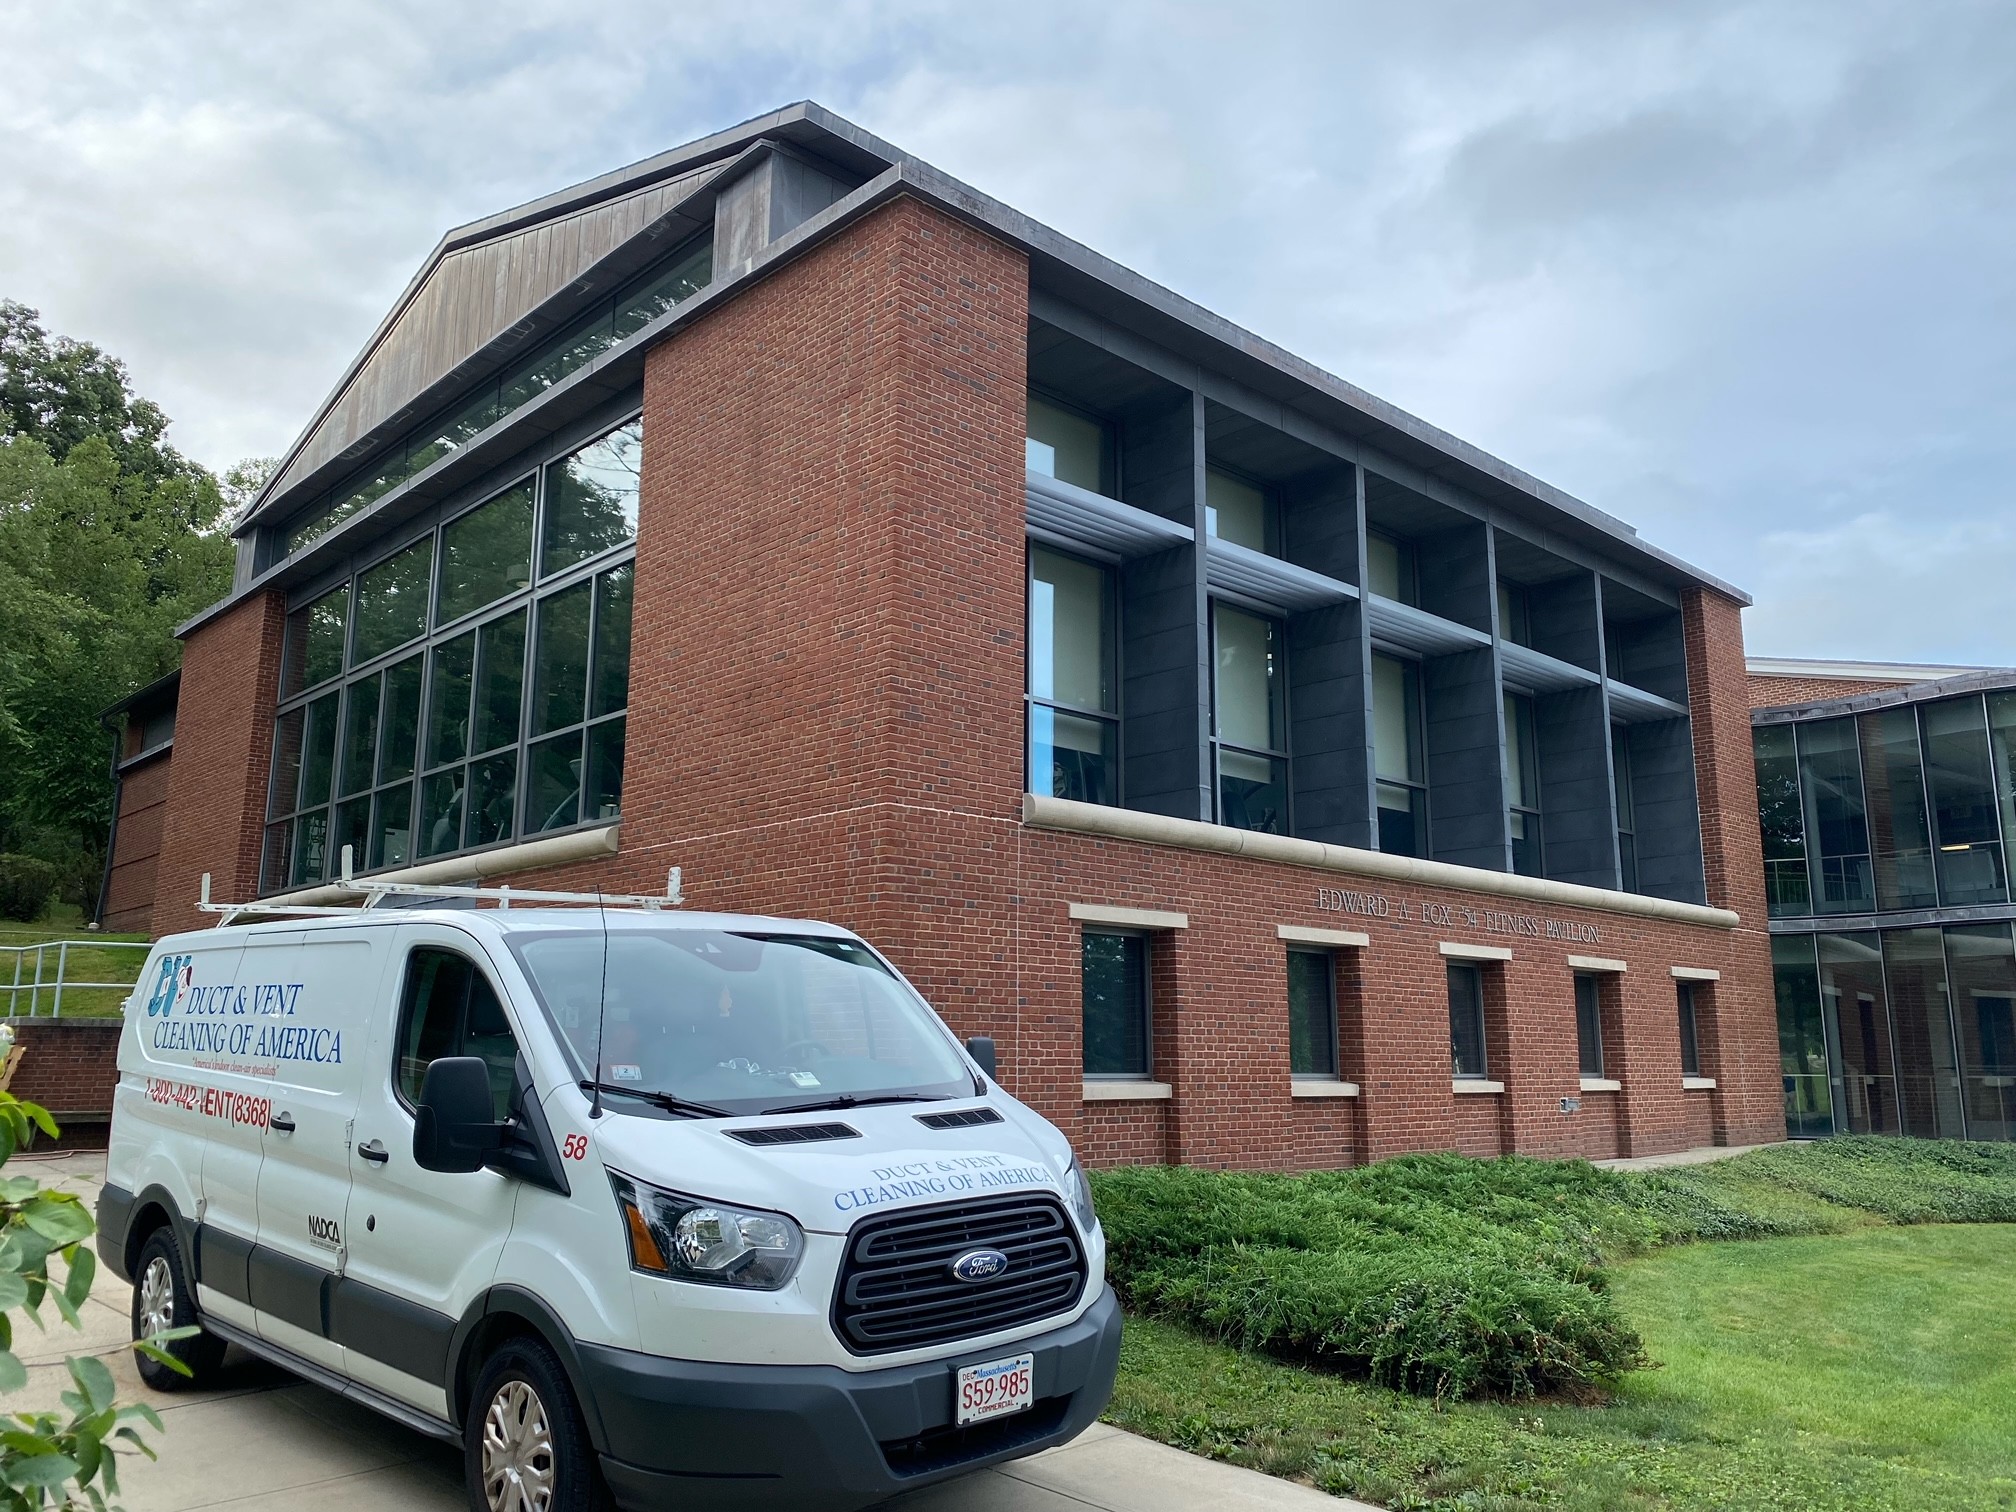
[579,1081,731,1119]
[757,1092,946,1116]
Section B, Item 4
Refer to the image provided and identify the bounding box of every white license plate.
[955,1352,1034,1426]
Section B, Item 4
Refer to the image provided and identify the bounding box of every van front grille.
[832,1195,1085,1355]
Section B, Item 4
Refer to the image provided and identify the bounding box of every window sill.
[1579,1077,1622,1092]
[1452,1079,1505,1095]
[1083,1080,1173,1102]
[1682,1076,1718,1091]
[1291,1080,1360,1099]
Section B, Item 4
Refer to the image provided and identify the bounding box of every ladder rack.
[197,847,682,927]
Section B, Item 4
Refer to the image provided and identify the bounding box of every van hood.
[580,1099,1072,1235]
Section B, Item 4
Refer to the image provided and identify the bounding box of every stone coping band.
[1068,903,1190,931]
[1278,924,1371,948]
[1671,966,1723,980]
[1023,795,1740,929]
[1441,941,1513,962]
[1083,1080,1173,1102]
[1568,955,1628,973]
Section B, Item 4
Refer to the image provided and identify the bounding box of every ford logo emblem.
[950,1248,1009,1283]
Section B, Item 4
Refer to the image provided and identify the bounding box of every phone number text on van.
[146,1078,271,1130]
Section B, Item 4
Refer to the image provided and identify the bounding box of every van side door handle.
[357,1139,390,1165]
[269,1113,297,1134]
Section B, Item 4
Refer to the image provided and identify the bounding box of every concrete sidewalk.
[13,1151,1371,1512]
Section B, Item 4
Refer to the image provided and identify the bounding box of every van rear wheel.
[130,1228,226,1390]
[464,1336,605,1512]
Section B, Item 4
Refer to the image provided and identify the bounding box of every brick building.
[103,103,1785,1167]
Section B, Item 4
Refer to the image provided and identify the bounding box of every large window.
[1028,547,1118,806]
[1083,931,1150,1077]
[1287,950,1337,1077]
[1612,725,1638,891]
[1372,654,1428,857]
[1753,725,1809,916]
[265,420,639,891]
[1205,468,1275,555]
[1026,395,1112,495]
[1495,581,1531,648]
[1213,603,1288,834]
[1796,718,1873,913]
[1921,698,2007,906]
[395,948,520,1120]
[1448,963,1488,1079]
[1575,974,1604,1077]
[1858,708,1937,911]
[1504,692,1543,877]
[285,241,707,557]
[1364,532,1418,605]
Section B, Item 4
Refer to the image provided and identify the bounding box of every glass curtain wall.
[265,421,639,890]
[1212,604,1288,833]
[1372,654,1428,856]
[1816,932,1898,1133]
[1945,924,2016,1141]
[1858,708,1938,910]
[1027,547,1118,806]
[1881,928,1966,1138]
[1921,700,2007,905]
[1796,718,1873,913]
[1773,935,1833,1137]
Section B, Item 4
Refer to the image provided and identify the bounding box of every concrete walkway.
[13,1151,1371,1512]
[1593,1140,1789,1172]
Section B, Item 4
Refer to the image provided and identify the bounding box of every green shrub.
[0,855,59,922]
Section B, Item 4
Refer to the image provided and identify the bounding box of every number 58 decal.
[562,1133,589,1161]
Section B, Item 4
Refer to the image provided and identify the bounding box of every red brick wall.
[6,1021,122,1147]
[102,751,173,934]
[1747,673,1914,708]
[154,593,286,937]
[1683,590,1785,1149]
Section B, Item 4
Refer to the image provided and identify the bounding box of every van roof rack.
[196,846,682,928]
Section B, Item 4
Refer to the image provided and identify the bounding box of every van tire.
[130,1229,226,1391]
[464,1335,607,1512]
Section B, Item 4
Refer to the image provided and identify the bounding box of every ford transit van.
[97,903,1120,1511]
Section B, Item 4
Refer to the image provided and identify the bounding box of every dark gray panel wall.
[1283,466,1372,846]
[1528,571,1602,672]
[715,151,849,274]
[1119,392,1208,820]
[1627,717,1708,903]
[1536,687,1618,886]
[1607,612,1688,701]
[1425,647,1508,870]
[1420,522,1492,632]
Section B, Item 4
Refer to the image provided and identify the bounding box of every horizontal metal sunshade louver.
[724,1123,861,1146]
[913,1107,1005,1130]
[832,1195,1086,1355]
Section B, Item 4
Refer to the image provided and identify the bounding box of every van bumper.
[581,1285,1122,1512]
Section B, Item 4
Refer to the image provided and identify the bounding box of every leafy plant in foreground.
[0,1092,188,1509]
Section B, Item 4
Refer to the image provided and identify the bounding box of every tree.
[0,303,240,906]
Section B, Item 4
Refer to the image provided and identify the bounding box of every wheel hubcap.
[481,1378,556,1512]
[137,1256,175,1341]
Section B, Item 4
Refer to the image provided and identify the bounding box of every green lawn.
[0,919,149,1019]
[1108,1224,2016,1511]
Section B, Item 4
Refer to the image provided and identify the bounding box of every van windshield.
[505,930,973,1116]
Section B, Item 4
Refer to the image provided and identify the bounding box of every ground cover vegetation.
[1094,1139,2016,1511]
[0,302,260,922]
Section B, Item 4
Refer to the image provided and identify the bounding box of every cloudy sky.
[3,0,2011,661]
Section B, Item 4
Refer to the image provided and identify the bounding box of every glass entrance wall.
[1944,924,2016,1142]
[1881,927,1967,1139]
[1774,935,1833,1138]
[1816,932,1898,1134]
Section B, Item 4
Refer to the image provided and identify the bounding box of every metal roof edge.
[1751,665,2016,723]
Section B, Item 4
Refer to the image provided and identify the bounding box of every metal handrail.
[1,940,151,1019]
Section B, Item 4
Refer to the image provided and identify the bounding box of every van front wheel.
[464,1336,605,1512]
[130,1229,226,1390]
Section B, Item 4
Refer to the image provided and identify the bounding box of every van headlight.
[609,1172,805,1290]
[1062,1152,1099,1234]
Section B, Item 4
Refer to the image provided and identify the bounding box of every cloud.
[1,0,2012,663]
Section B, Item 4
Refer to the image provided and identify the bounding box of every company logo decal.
[307,1215,342,1252]
[950,1248,1009,1283]
[831,1156,1060,1213]
[144,955,194,1017]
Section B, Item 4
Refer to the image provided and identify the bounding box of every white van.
[98,900,1119,1511]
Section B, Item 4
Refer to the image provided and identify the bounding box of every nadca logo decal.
[143,955,195,1018]
[307,1215,341,1252]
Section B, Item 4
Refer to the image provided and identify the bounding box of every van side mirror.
[413,1056,505,1174]
[965,1036,997,1080]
